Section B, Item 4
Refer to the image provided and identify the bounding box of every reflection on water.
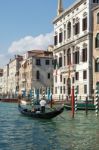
[0,102,99,150]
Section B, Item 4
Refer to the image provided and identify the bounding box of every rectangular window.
[60,74,62,82]
[48,73,50,79]
[74,22,80,35]
[59,32,62,43]
[63,78,66,84]
[75,51,79,64]
[60,86,62,94]
[73,53,75,64]
[83,70,87,79]
[54,59,57,69]
[77,85,79,94]
[82,17,87,31]
[45,60,50,65]
[82,48,87,62]
[75,72,79,80]
[95,60,99,72]
[59,57,62,67]
[54,35,58,46]
[36,59,41,65]
[36,71,40,80]
[84,85,87,94]
[63,86,65,94]
[93,0,99,3]
[95,34,99,48]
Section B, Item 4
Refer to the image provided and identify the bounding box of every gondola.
[65,103,95,110]
[18,103,64,119]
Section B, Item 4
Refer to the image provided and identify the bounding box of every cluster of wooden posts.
[71,86,99,118]
[30,86,99,118]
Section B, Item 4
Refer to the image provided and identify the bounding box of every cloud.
[8,32,53,54]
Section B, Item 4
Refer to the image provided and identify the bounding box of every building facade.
[2,65,9,97]
[1,55,23,98]
[19,50,54,99]
[0,69,3,96]
[53,0,99,100]
[7,55,23,98]
[93,5,99,96]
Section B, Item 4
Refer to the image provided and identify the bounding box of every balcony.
[60,65,76,73]
[21,78,26,82]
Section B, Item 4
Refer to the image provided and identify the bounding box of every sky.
[0,0,75,67]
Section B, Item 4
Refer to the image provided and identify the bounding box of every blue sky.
[0,0,75,67]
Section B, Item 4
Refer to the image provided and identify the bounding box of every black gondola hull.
[18,104,64,119]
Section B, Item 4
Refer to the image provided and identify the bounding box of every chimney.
[57,0,63,16]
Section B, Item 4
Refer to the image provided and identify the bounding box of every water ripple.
[0,102,99,150]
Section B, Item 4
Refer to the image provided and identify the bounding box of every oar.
[50,105,65,120]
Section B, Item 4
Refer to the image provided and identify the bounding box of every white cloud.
[8,32,53,54]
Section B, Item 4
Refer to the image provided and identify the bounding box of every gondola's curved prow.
[18,103,64,119]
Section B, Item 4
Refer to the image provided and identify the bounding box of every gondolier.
[18,101,64,119]
[40,99,46,113]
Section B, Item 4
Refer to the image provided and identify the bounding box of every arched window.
[59,29,63,43]
[59,53,62,68]
[75,47,80,64]
[54,32,58,46]
[67,22,71,39]
[67,49,71,65]
[95,33,99,48]
[97,12,99,24]
[82,44,87,62]
[82,12,87,31]
[74,18,80,35]
[95,58,99,72]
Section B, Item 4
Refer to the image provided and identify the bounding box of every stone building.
[4,55,23,98]
[0,69,3,96]
[2,65,9,97]
[53,0,99,101]
[19,50,53,99]
[92,5,99,96]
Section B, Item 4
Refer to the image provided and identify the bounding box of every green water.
[0,102,99,150]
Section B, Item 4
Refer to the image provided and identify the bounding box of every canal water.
[0,102,99,150]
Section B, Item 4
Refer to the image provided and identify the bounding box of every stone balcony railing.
[60,65,76,73]
[21,78,26,82]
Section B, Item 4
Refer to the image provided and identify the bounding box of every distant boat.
[18,100,64,119]
[65,102,96,110]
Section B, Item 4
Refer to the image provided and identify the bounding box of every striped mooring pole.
[95,86,99,116]
[75,86,77,111]
[31,89,34,106]
[42,88,45,99]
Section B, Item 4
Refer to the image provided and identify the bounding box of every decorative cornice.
[53,0,86,24]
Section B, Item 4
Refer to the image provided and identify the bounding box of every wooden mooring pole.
[85,96,88,115]
[71,86,75,118]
